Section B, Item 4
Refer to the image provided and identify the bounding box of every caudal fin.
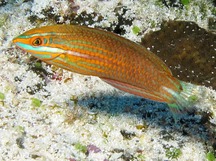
[163,81,205,113]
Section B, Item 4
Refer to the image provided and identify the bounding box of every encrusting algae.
[142,20,216,89]
[12,24,213,114]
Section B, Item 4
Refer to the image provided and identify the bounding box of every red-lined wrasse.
[13,25,202,112]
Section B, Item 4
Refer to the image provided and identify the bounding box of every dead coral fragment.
[120,130,136,140]
[142,20,216,89]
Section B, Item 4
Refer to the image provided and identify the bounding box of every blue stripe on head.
[15,42,66,60]
[15,42,66,53]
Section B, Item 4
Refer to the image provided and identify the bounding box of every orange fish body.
[13,25,198,109]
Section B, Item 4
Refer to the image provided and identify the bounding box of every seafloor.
[0,0,216,160]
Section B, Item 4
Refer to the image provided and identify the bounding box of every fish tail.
[163,81,204,113]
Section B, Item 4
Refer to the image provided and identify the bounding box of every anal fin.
[101,78,164,102]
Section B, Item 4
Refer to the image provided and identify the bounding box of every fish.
[12,25,202,111]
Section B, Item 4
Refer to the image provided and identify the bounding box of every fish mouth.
[12,37,17,42]
[12,37,20,44]
[12,39,27,51]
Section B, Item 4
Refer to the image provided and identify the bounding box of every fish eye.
[32,38,42,46]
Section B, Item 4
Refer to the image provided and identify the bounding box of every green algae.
[166,147,182,159]
[74,142,88,154]
[206,151,216,161]
[141,20,216,89]
[0,92,5,100]
[136,154,145,160]
[181,0,190,5]
[15,125,25,134]
[31,98,42,107]
[132,26,141,35]
[34,61,42,69]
